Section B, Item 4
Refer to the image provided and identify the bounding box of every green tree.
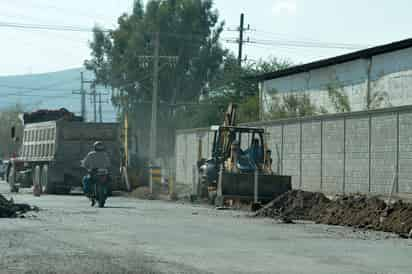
[366,91,391,110]
[327,84,351,113]
[266,92,321,120]
[85,0,226,110]
[209,54,291,98]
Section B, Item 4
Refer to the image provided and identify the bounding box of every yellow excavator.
[197,103,291,206]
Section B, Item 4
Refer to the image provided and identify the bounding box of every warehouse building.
[255,38,412,116]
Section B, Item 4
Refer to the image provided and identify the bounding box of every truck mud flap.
[220,172,291,201]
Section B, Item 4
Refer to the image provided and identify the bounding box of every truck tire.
[41,165,55,194]
[9,166,19,193]
[33,165,41,187]
[214,195,224,207]
[32,165,41,196]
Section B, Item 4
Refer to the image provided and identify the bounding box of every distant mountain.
[0,68,117,122]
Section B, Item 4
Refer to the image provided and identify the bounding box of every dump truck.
[7,109,122,194]
[197,103,291,206]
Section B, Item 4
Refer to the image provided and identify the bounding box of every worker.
[246,138,264,165]
[81,141,111,204]
[226,140,241,172]
[263,149,273,174]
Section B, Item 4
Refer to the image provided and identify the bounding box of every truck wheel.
[32,165,42,196]
[98,190,106,208]
[41,165,55,194]
[214,195,224,207]
[8,166,19,192]
[96,184,106,208]
[33,166,41,187]
[9,166,19,193]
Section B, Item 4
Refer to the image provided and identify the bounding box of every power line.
[0,84,75,92]
[0,21,110,33]
[1,92,75,99]
[223,38,369,50]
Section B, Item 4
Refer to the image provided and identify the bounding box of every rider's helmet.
[94,141,105,152]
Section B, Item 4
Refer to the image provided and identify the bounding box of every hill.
[0,68,117,122]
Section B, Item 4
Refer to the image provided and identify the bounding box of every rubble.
[129,187,158,200]
[22,108,83,124]
[256,190,330,220]
[256,190,412,237]
[0,194,37,218]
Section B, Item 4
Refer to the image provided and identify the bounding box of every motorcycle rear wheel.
[97,184,106,208]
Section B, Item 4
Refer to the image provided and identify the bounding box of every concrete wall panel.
[398,112,412,193]
[322,119,344,193]
[370,113,397,193]
[282,124,300,189]
[345,117,369,193]
[301,121,321,192]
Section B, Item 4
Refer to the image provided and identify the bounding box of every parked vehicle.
[7,110,122,194]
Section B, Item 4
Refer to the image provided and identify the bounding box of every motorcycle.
[88,168,109,208]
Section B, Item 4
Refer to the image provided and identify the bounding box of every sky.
[0,0,411,76]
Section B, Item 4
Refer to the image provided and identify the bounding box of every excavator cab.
[211,126,267,173]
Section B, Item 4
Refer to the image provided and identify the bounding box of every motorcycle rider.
[81,141,111,205]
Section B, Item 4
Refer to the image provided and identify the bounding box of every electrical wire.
[0,21,110,33]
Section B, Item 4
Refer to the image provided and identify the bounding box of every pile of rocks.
[0,194,37,218]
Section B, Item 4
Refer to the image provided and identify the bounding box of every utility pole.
[98,92,103,123]
[92,85,97,122]
[238,13,244,67]
[80,72,86,119]
[136,32,178,194]
[72,72,93,121]
[149,31,160,166]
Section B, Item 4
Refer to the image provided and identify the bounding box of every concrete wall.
[175,106,412,196]
[261,47,412,114]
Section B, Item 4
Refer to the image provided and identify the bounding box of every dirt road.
[1,182,412,274]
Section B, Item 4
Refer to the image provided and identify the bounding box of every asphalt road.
[1,181,412,274]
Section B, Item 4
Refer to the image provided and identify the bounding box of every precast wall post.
[343,117,347,194]
[396,111,400,193]
[320,120,324,192]
[299,121,303,189]
[368,114,372,193]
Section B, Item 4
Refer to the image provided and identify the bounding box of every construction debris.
[129,187,158,200]
[22,108,83,124]
[255,190,330,220]
[256,190,412,237]
[0,194,37,218]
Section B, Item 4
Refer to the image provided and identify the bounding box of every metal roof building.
[252,38,412,117]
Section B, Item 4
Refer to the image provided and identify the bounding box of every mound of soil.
[0,194,37,218]
[258,190,330,220]
[129,187,158,200]
[257,190,412,236]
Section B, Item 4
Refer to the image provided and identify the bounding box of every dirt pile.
[23,108,83,124]
[257,190,412,236]
[0,194,37,218]
[129,187,158,200]
[258,190,330,220]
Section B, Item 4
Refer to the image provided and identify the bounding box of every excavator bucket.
[219,172,291,202]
